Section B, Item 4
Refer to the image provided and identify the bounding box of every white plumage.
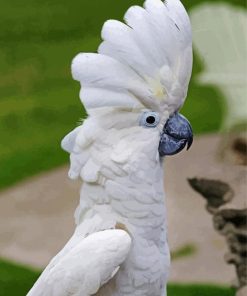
[72,0,192,114]
[28,1,192,295]
[27,230,131,296]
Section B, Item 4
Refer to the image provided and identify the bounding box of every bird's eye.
[139,111,160,128]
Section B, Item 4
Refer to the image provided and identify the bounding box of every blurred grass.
[0,258,236,296]
[171,244,197,261]
[0,258,40,296]
[167,283,236,296]
[0,0,246,190]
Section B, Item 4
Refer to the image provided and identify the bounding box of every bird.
[27,0,193,295]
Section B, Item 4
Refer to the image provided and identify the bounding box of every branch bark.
[188,178,247,294]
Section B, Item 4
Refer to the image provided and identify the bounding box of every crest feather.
[72,0,192,114]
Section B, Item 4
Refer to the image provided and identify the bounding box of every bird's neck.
[75,160,167,243]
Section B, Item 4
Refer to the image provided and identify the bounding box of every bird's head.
[62,0,193,176]
[106,109,193,167]
[65,106,192,161]
[101,108,193,161]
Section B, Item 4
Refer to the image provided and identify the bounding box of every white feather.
[80,87,141,110]
[99,19,155,76]
[72,53,161,110]
[27,230,131,296]
[61,126,82,153]
[72,0,192,114]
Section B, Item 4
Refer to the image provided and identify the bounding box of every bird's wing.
[72,0,192,115]
[27,230,131,296]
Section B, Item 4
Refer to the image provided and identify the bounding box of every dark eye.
[140,111,160,128]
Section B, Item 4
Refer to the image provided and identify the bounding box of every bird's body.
[63,110,170,296]
[29,117,169,295]
[28,1,193,295]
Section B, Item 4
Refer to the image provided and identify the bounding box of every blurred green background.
[0,259,236,296]
[0,0,246,295]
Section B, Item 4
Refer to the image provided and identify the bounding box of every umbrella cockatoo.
[27,0,193,295]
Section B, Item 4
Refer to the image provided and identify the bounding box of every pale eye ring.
[140,111,160,128]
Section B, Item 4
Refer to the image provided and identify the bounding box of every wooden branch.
[188,178,247,292]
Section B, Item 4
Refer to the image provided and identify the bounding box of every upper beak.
[159,112,193,157]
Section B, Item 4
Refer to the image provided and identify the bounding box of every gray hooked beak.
[159,112,193,157]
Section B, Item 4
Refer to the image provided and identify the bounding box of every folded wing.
[27,230,131,296]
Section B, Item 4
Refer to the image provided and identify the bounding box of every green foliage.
[0,259,40,296]
[168,283,236,296]
[0,0,245,189]
[171,244,197,261]
[182,0,246,10]
[0,258,236,296]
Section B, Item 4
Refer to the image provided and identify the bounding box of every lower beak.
[159,112,193,157]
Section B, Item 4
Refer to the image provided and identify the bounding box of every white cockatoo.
[27,0,193,295]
